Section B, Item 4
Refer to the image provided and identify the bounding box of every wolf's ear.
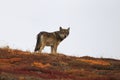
[68,27,70,31]
[60,27,62,30]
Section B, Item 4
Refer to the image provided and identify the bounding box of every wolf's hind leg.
[39,44,45,53]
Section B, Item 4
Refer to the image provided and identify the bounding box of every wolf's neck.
[54,31,65,41]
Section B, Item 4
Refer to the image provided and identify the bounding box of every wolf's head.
[59,27,70,39]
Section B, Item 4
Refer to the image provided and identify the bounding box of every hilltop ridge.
[0,47,120,80]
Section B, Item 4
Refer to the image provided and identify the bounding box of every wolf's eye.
[62,31,65,33]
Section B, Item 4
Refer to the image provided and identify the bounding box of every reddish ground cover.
[0,48,120,80]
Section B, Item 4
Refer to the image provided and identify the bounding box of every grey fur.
[34,27,70,54]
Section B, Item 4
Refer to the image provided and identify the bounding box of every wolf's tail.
[34,33,41,52]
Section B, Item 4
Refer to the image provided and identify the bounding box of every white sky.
[0,0,120,59]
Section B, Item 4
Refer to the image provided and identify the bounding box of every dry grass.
[0,47,120,80]
[32,62,51,68]
[77,59,110,66]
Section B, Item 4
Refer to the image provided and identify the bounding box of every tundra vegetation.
[0,47,120,80]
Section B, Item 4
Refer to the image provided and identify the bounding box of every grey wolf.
[34,27,70,54]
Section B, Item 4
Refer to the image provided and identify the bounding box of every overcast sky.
[0,0,120,59]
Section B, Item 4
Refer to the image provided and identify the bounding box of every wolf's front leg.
[53,44,58,54]
[54,45,58,54]
[51,46,57,54]
[51,46,55,54]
